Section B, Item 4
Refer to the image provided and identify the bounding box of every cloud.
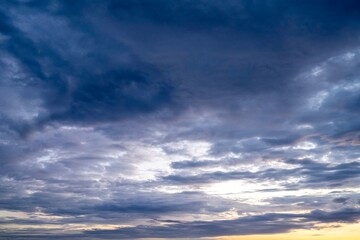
[333,197,350,204]
[171,159,221,169]
[164,159,360,188]
[82,208,360,239]
[4,208,359,239]
[0,1,176,138]
[1,1,360,239]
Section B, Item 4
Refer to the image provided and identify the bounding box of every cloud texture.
[0,0,360,239]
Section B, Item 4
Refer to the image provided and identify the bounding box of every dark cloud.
[333,197,350,204]
[171,159,221,169]
[261,135,300,146]
[3,208,359,239]
[82,208,360,239]
[0,177,236,221]
[0,0,176,138]
[164,159,360,188]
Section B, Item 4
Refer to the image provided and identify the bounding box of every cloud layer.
[1,0,360,239]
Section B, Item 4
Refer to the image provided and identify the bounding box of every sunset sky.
[0,0,360,239]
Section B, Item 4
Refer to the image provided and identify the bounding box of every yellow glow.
[216,222,360,240]
[0,210,28,218]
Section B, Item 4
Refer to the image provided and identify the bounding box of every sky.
[0,0,360,239]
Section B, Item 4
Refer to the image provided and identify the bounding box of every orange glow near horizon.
[216,222,360,240]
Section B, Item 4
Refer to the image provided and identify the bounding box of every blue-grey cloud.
[164,159,360,188]
[68,208,360,239]
[1,1,360,239]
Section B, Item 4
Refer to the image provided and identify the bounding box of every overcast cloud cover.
[1,0,360,239]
